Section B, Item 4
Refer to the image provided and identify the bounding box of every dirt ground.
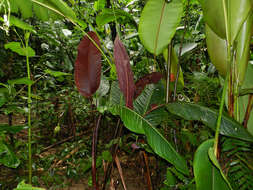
[0,114,161,190]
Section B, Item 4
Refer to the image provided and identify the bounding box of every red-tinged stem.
[243,94,253,128]
[92,114,102,190]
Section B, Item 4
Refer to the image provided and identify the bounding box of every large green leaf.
[206,12,253,85]
[109,105,189,175]
[199,0,253,42]
[138,0,183,55]
[0,142,20,168]
[166,102,253,142]
[15,0,33,19]
[205,24,227,77]
[2,0,76,21]
[193,139,230,190]
[134,83,167,126]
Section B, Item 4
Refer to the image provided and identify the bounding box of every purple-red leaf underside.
[134,72,163,99]
[75,31,101,97]
[114,36,135,109]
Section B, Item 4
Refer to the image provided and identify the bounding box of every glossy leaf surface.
[206,12,253,85]
[114,36,135,108]
[199,0,252,42]
[75,31,101,97]
[194,139,230,190]
[167,102,253,142]
[138,0,183,55]
[109,105,189,175]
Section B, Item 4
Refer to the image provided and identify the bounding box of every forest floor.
[0,114,161,190]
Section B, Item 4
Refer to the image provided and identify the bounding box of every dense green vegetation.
[0,0,252,189]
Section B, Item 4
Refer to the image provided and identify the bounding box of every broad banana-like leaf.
[138,0,183,55]
[205,24,227,77]
[163,47,184,87]
[193,139,230,190]
[109,105,189,176]
[108,81,125,107]
[206,12,253,85]
[134,72,163,99]
[114,36,135,109]
[134,83,167,126]
[75,31,101,97]
[167,102,253,142]
[199,0,253,42]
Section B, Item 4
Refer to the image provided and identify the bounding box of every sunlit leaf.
[138,0,183,55]
[4,42,35,57]
[199,0,252,42]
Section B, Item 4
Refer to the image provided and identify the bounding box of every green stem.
[214,0,231,157]
[25,32,32,184]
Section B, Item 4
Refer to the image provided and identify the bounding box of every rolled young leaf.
[114,36,135,109]
[75,31,101,97]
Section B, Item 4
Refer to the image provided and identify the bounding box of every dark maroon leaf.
[75,31,101,97]
[114,36,135,109]
[134,72,163,99]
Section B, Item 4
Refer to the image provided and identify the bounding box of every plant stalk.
[25,33,32,184]
[214,0,231,157]
[166,44,172,103]
[92,114,102,190]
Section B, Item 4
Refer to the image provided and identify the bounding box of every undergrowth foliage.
[0,0,252,189]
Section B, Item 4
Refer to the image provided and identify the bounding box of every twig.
[115,154,127,190]
[243,94,253,128]
[102,119,122,190]
[142,151,153,190]
[40,130,91,153]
